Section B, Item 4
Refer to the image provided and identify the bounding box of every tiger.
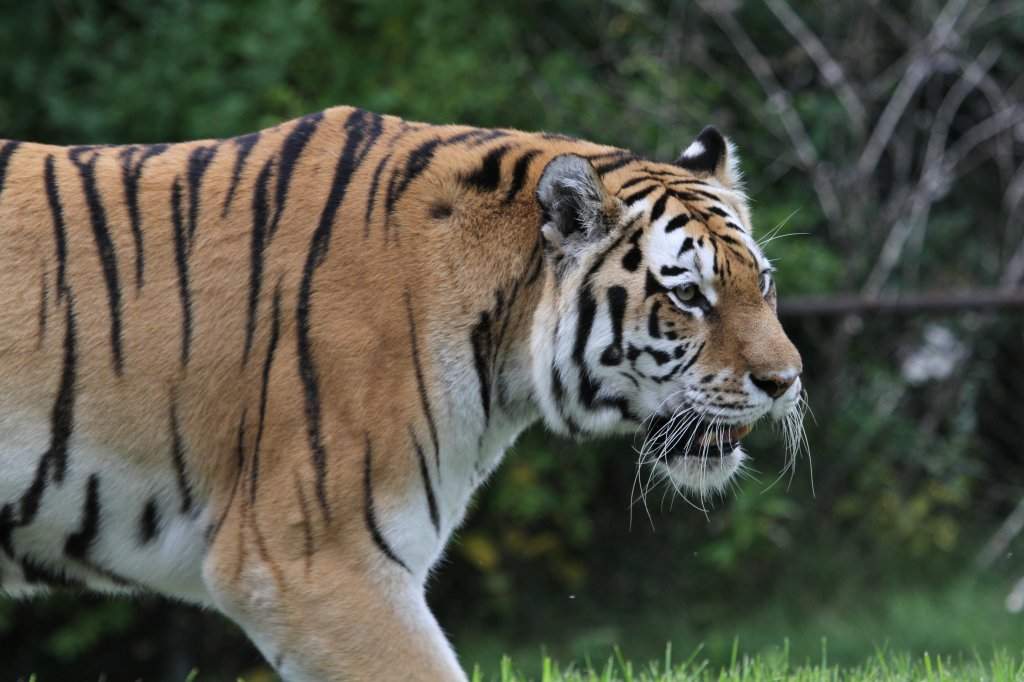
[0,106,803,681]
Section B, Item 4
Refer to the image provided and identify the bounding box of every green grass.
[469,644,1024,681]
[454,575,1024,682]
[454,575,1024,679]
[25,577,1024,681]
[31,643,1024,681]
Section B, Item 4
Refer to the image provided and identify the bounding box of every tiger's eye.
[675,284,698,302]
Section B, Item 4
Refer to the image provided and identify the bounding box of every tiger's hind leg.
[202,465,467,682]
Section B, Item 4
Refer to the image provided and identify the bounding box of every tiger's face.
[531,128,803,498]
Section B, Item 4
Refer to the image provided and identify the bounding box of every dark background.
[1,1,1023,679]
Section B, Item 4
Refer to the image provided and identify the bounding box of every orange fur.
[0,107,801,681]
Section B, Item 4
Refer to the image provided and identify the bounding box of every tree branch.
[696,0,843,226]
[779,289,1024,317]
[764,0,868,138]
[856,0,972,176]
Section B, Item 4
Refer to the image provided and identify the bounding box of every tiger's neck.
[413,199,551,538]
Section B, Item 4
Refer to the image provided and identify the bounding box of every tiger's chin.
[659,447,745,496]
[644,418,754,497]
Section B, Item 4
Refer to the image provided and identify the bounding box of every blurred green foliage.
[2,0,1023,679]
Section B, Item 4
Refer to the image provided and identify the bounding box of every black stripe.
[270,112,324,237]
[169,401,194,514]
[491,241,544,396]
[503,149,541,204]
[649,192,669,223]
[293,474,315,567]
[206,411,246,545]
[0,504,15,557]
[599,286,628,366]
[716,232,741,246]
[68,147,124,374]
[723,243,752,265]
[47,293,77,486]
[664,214,691,233]
[462,144,510,192]
[250,284,282,506]
[222,132,260,217]
[297,109,383,520]
[665,177,711,186]
[120,144,169,291]
[688,188,723,201]
[405,291,441,474]
[411,429,440,533]
[594,152,639,175]
[642,344,672,365]
[664,188,700,203]
[677,237,694,256]
[645,269,666,298]
[0,140,22,199]
[17,185,80,527]
[661,265,687,277]
[384,129,500,235]
[651,361,684,384]
[623,184,659,206]
[363,151,391,236]
[139,498,160,544]
[526,238,545,286]
[385,137,443,228]
[186,144,218,243]
[44,155,70,299]
[51,552,134,588]
[244,158,275,362]
[678,341,705,375]
[621,229,642,272]
[65,474,101,559]
[470,310,493,423]
[584,150,631,161]
[572,235,626,407]
[465,129,509,147]
[550,362,581,437]
[20,555,84,589]
[648,300,662,338]
[618,176,650,191]
[540,131,577,142]
[585,233,625,279]
[363,435,410,571]
[170,177,193,366]
[37,268,48,346]
[573,286,599,405]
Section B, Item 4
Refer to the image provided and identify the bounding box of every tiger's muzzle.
[646,416,754,460]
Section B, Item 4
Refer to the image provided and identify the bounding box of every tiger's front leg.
[201,449,467,682]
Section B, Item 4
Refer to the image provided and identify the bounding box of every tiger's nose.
[750,372,798,400]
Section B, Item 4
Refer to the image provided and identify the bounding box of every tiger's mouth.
[646,416,753,460]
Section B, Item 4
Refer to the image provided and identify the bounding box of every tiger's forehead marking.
[631,187,764,303]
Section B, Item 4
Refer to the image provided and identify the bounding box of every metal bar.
[778,289,1024,317]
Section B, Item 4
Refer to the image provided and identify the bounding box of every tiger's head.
[530,127,804,499]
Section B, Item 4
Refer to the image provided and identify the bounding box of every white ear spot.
[681,141,706,158]
[541,223,564,251]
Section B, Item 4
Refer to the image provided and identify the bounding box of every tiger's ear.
[674,125,740,188]
[537,154,615,255]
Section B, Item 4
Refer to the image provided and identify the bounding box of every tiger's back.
[0,106,803,681]
[0,108,563,591]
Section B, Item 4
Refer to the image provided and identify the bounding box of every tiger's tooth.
[730,425,753,440]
